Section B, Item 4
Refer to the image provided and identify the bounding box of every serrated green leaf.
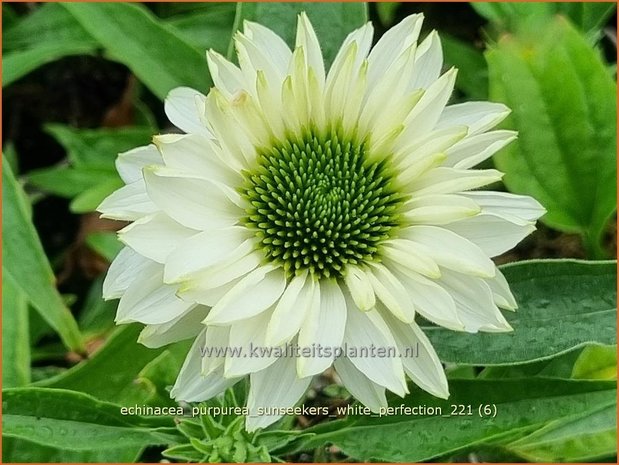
[62,2,211,100]
[2,388,179,458]
[424,259,616,365]
[487,18,616,257]
[2,156,84,352]
[2,272,30,388]
[231,2,368,67]
[295,378,615,462]
[506,402,617,462]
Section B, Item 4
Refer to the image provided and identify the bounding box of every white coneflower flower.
[99,13,544,431]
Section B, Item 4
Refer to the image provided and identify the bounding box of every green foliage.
[231,2,368,66]
[424,260,617,365]
[2,388,180,463]
[2,273,31,387]
[290,378,615,462]
[61,2,212,99]
[487,17,616,257]
[2,156,84,352]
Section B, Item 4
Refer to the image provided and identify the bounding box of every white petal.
[381,240,441,279]
[154,133,243,183]
[408,167,503,196]
[383,312,449,399]
[102,247,152,299]
[164,87,212,137]
[485,267,517,310]
[164,228,252,283]
[118,213,197,263]
[205,265,286,325]
[334,356,387,412]
[436,101,511,136]
[243,20,292,75]
[297,279,347,377]
[171,330,240,402]
[265,270,312,346]
[460,191,546,225]
[143,166,243,231]
[206,50,247,98]
[439,269,513,333]
[138,305,209,349]
[366,263,415,323]
[116,144,163,184]
[367,14,423,88]
[445,130,517,169]
[295,13,325,85]
[344,265,376,311]
[403,194,481,225]
[444,213,536,257]
[201,324,230,376]
[98,179,158,221]
[398,226,496,278]
[225,309,278,377]
[246,356,312,432]
[389,265,464,331]
[344,301,408,396]
[399,68,457,144]
[116,265,194,325]
[409,30,443,91]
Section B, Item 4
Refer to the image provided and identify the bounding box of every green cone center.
[242,132,403,279]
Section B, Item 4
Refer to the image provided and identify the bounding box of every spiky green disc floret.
[242,131,404,279]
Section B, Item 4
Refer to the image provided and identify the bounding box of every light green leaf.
[441,34,488,99]
[2,272,30,387]
[2,156,84,352]
[231,2,368,67]
[572,345,617,380]
[2,387,179,461]
[28,167,115,198]
[487,18,616,257]
[506,403,616,462]
[62,2,211,100]
[70,176,124,213]
[423,260,616,366]
[36,324,190,406]
[294,378,615,462]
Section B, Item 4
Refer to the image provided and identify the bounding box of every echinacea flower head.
[99,13,545,431]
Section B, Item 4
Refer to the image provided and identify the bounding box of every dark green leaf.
[167,4,236,54]
[85,231,123,262]
[28,167,115,198]
[62,2,211,100]
[424,260,616,365]
[441,34,488,99]
[295,378,615,462]
[70,176,124,213]
[2,156,84,352]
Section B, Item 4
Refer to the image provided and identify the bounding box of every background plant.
[2,2,617,463]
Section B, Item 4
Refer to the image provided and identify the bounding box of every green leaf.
[231,2,368,67]
[28,167,115,198]
[2,3,98,86]
[572,345,617,380]
[167,4,236,54]
[2,156,84,352]
[441,34,488,99]
[472,3,556,31]
[45,124,153,169]
[62,2,211,100]
[558,2,617,37]
[375,2,400,27]
[295,378,615,462]
[2,272,31,387]
[70,176,124,213]
[85,231,123,262]
[424,259,616,366]
[487,18,616,257]
[506,403,617,462]
[2,387,179,462]
[35,324,189,406]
